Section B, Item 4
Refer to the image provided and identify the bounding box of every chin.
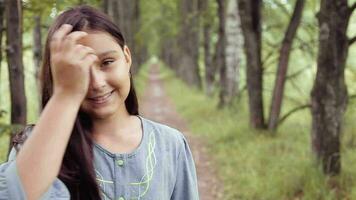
[89,107,119,119]
[80,104,115,119]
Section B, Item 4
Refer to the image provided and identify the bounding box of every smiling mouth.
[87,90,115,104]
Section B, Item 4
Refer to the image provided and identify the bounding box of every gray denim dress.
[0,116,199,200]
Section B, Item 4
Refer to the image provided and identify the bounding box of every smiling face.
[78,30,132,120]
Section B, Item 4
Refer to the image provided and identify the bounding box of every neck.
[91,108,133,139]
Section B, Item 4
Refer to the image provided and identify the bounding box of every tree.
[238,0,265,128]
[102,0,109,13]
[0,0,4,84]
[268,0,305,130]
[215,0,227,107]
[176,0,201,88]
[33,15,42,80]
[105,0,144,74]
[311,0,354,175]
[200,0,215,96]
[5,0,27,152]
[218,0,242,107]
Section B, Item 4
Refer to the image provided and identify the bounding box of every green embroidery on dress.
[94,130,157,200]
[96,169,114,200]
[129,131,157,200]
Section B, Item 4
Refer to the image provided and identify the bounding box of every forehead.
[78,30,121,52]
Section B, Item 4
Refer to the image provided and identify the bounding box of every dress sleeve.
[171,134,200,200]
[0,139,70,199]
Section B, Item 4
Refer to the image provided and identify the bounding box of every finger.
[74,45,96,60]
[50,24,73,51]
[82,54,99,67]
[65,31,88,46]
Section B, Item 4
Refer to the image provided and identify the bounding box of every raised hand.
[50,24,98,102]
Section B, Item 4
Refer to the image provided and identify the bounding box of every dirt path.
[139,64,223,200]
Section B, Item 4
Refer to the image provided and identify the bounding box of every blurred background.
[1,0,356,199]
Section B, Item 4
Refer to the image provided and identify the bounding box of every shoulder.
[140,117,188,154]
[142,117,185,141]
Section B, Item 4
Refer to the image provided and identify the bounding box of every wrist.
[52,90,84,107]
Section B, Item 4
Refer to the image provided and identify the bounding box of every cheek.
[107,68,130,89]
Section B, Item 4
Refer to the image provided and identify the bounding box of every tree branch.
[349,36,356,46]
[278,104,311,125]
[286,66,309,80]
[350,3,356,15]
[274,1,291,17]
[261,50,275,67]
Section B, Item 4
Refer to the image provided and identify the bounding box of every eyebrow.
[97,50,118,57]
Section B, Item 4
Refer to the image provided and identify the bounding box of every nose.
[89,66,106,91]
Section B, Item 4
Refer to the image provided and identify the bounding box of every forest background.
[1,0,356,199]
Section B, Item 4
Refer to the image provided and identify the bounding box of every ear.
[123,45,132,68]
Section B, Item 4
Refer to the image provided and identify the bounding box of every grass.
[157,63,356,200]
[0,133,9,163]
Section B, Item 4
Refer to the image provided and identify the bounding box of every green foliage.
[138,0,180,55]
[0,132,9,163]
[160,64,356,200]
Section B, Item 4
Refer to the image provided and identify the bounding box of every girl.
[0,5,199,200]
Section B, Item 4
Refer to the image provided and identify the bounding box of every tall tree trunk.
[177,0,201,88]
[5,0,26,152]
[111,0,141,74]
[201,0,214,96]
[203,23,214,96]
[311,0,351,175]
[133,1,142,72]
[33,15,42,114]
[102,0,109,13]
[161,37,177,69]
[132,0,145,72]
[268,0,305,130]
[33,15,42,80]
[0,0,5,86]
[238,0,265,128]
[219,0,242,107]
[216,0,227,107]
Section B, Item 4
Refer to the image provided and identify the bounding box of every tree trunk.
[268,0,305,130]
[5,0,27,152]
[311,0,350,175]
[238,0,265,128]
[33,15,42,80]
[161,37,177,69]
[33,15,42,114]
[101,0,109,14]
[219,0,242,107]
[111,0,141,74]
[0,0,4,86]
[132,0,146,72]
[203,22,214,96]
[199,0,214,96]
[216,0,227,107]
[177,0,201,88]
